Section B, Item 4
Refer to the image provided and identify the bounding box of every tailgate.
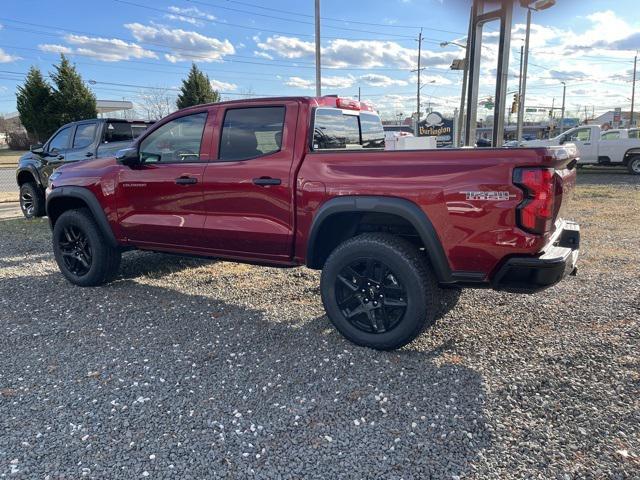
[545,145,578,240]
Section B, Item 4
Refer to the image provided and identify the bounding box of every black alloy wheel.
[57,225,93,276]
[20,189,34,217]
[335,258,408,334]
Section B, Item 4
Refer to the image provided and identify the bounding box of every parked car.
[45,96,580,350]
[523,125,640,174]
[16,118,153,218]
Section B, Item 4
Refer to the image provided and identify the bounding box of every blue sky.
[0,0,638,121]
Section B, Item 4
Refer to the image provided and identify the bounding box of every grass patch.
[0,192,17,203]
[0,149,26,166]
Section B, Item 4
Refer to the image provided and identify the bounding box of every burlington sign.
[417,112,454,147]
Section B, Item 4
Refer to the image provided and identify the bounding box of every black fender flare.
[16,165,43,188]
[623,148,640,164]
[46,186,119,248]
[306,196,453,283]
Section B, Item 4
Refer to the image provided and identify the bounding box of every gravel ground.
[0,172,638,479]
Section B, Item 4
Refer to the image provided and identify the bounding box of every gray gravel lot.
[0,172,638,479]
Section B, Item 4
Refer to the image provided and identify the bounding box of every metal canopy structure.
[464,0,514,147]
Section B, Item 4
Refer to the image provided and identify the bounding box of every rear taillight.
[513,167,556,235]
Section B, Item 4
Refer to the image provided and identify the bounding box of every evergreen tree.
[50,54,97,125]
[176,63,220,109]
[16,66,56,142]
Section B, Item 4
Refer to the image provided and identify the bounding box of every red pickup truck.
[46,96,580,350]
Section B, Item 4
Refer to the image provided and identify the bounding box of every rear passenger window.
[104,122,134,143]
[219,107,285,161]
[73,123,96,149]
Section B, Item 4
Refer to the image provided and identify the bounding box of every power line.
[185,0,463,39]
[0,18,442,73]
[187,0,466,35]
[111,0,435,41]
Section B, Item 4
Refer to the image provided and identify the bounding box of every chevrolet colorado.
[46,96,580,350]
[16,118,152,218]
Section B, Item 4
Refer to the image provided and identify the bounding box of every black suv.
[16,118,153,218]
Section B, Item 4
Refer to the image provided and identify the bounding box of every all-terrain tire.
[320,233,439,350]
[52,208,121,287]
[19,182,45,219]
[435,287,462,319]
[627,155,640,175]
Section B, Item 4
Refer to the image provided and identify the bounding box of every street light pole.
[560,81,566,134]
[416,29,423,136]
[314,0,321,97]
[457,6,472,147]
[631,52,637,127]
[516,8,531,143]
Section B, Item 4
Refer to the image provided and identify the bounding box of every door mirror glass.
[116,147,141,166]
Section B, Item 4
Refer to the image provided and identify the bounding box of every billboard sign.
[417,111,454,147]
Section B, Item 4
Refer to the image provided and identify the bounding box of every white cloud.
[38,34,156,62]
[358,74,408,87]
[256,35,457,70]
[256,36,315,60]
[210,79,237,91]
[125,23,235,63]
[0,47,20,63]
[285,76,313,89]
[285,75,356,90]
[38,44,72,55]
[253,51,274,60]
[165,6,215,26]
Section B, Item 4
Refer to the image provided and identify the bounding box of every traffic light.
[511,94,519,114]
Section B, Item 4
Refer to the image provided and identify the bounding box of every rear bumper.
[491,221,580,293]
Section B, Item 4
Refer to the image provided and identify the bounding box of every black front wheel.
[321,233,438,350]
[19,182,45,219]
[52,208,121,286]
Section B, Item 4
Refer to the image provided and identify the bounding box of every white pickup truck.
[523,126,640,175]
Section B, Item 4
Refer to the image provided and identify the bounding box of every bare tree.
[136,87,176,121]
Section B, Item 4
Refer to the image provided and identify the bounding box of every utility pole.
[631,52,637,127]
[515,44,524,142]
[416,28,423,135]
[457,5,472,147]
[358,86,361,102]
[516,8,531,143]
[560,81,566,134]
[314,0,321,97]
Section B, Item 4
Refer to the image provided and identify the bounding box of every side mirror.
[116,147,141,166]
[30,144,44,154]
[558,135,566,145]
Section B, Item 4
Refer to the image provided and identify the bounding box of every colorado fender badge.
[460,191,516,201]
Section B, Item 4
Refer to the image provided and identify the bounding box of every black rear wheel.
[335,257,409,334]
[321,233,438,350]
[52,208,121,286]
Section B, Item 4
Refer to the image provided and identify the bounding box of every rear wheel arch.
[306,196,452,283]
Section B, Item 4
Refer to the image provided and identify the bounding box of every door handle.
[253,177,281,186]
[175,176,198,185]
[57,154,65,160]
[85,152,94,157]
